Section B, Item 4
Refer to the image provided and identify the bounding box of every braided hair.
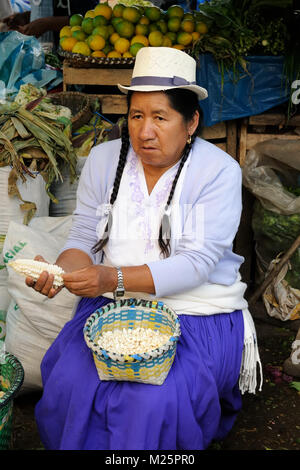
[92,89,203,257]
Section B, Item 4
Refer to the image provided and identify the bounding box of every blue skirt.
[35,296,244,450]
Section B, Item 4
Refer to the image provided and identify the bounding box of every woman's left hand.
[62,265,117,298]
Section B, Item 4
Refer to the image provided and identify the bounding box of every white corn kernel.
[98,327,169,356]
[8,258,65,288]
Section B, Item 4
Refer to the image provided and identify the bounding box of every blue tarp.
[0,31,62,100]
[196,54,290,127]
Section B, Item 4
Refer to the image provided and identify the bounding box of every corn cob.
[8,259,65,288]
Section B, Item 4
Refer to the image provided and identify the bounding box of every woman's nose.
[139,118,155,140]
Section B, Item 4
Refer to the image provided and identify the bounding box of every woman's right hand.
[25,255,63,299]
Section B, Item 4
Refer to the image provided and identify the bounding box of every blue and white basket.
[83,298,181,386]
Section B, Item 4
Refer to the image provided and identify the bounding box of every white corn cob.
[8,259,65,288]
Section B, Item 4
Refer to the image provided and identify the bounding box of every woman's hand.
[62,265,117,298]
[25,255,63,299]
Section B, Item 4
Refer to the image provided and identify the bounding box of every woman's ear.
[189,110,200,136]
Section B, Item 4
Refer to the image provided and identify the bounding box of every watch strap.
[114,267,125,299]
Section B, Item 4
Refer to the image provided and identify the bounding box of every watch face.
[114,288,125,299]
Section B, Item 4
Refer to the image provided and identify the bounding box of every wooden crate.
[63,61,132,114]
[202,120,237,160]
[238,112,300,166]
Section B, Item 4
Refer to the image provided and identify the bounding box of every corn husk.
[0,99,77,223]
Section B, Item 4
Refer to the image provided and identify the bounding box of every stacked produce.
[59,2,208,58]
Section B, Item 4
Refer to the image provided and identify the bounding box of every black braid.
[92,121,130,254]
[159,133,196,258]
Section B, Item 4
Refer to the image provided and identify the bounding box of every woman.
[30,47,261,450]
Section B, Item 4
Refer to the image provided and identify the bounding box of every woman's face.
[128,91,199,171]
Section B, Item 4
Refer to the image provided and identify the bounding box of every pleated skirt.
[35,295,244,450]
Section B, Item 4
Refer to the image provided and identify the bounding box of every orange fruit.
[59,25,72,38]
[144,6,161,22]
[167,5,184,19]
[162,35,172,47]
[123,51,133,58]
[72,41,91,56]
[94,3,112,21]
[92,50,106,58]
[135,23,149,36]
[167,17,181,32]
[195,22,208,34]
[72,29,86,41]
[149,23,159,33]
[166,31,177,44]
[60,36,77,51]
[93,15,107,28]
[192,31,201,42]
[114,37,130,54]
[177,31,193,46]
[173,44,185,50]
[89,34,106,51]
[116,20,135,39]
[109,32,120,45]
[69,14,83,27]
[92,25,109,40]
[156,19,168,34]
[139,15,150,25]
[112,4,125,18]
[107,50,122,58]
[148,30,163,47]
[122,6,141,24]
[130,34,149,47]
[81,17,94,34]
[129,42,145,57]
[181,19,194,33]
[84,10,95,19]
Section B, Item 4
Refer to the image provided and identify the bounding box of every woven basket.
[59,48,135,68]
[49,91,93,130]
[0,353,24,450]
[84,298,181,385]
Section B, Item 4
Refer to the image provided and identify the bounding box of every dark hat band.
[130,75,197,87]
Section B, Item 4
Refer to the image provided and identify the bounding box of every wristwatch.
[114,267,125,300]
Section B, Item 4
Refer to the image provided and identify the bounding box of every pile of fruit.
[59,2,209,58]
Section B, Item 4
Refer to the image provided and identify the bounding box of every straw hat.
[118,47,208,100]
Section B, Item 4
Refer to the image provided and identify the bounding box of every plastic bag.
[243,139,300,215]
[263,256,300,322]
[242,139,300,317]
[0,31,62,101]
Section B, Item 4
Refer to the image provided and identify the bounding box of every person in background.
[26,47,262,450]
[3,0,98,48]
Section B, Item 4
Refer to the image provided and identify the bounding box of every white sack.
[49,156,87,217]
[4,216,79,393]
[0,167,50,234]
